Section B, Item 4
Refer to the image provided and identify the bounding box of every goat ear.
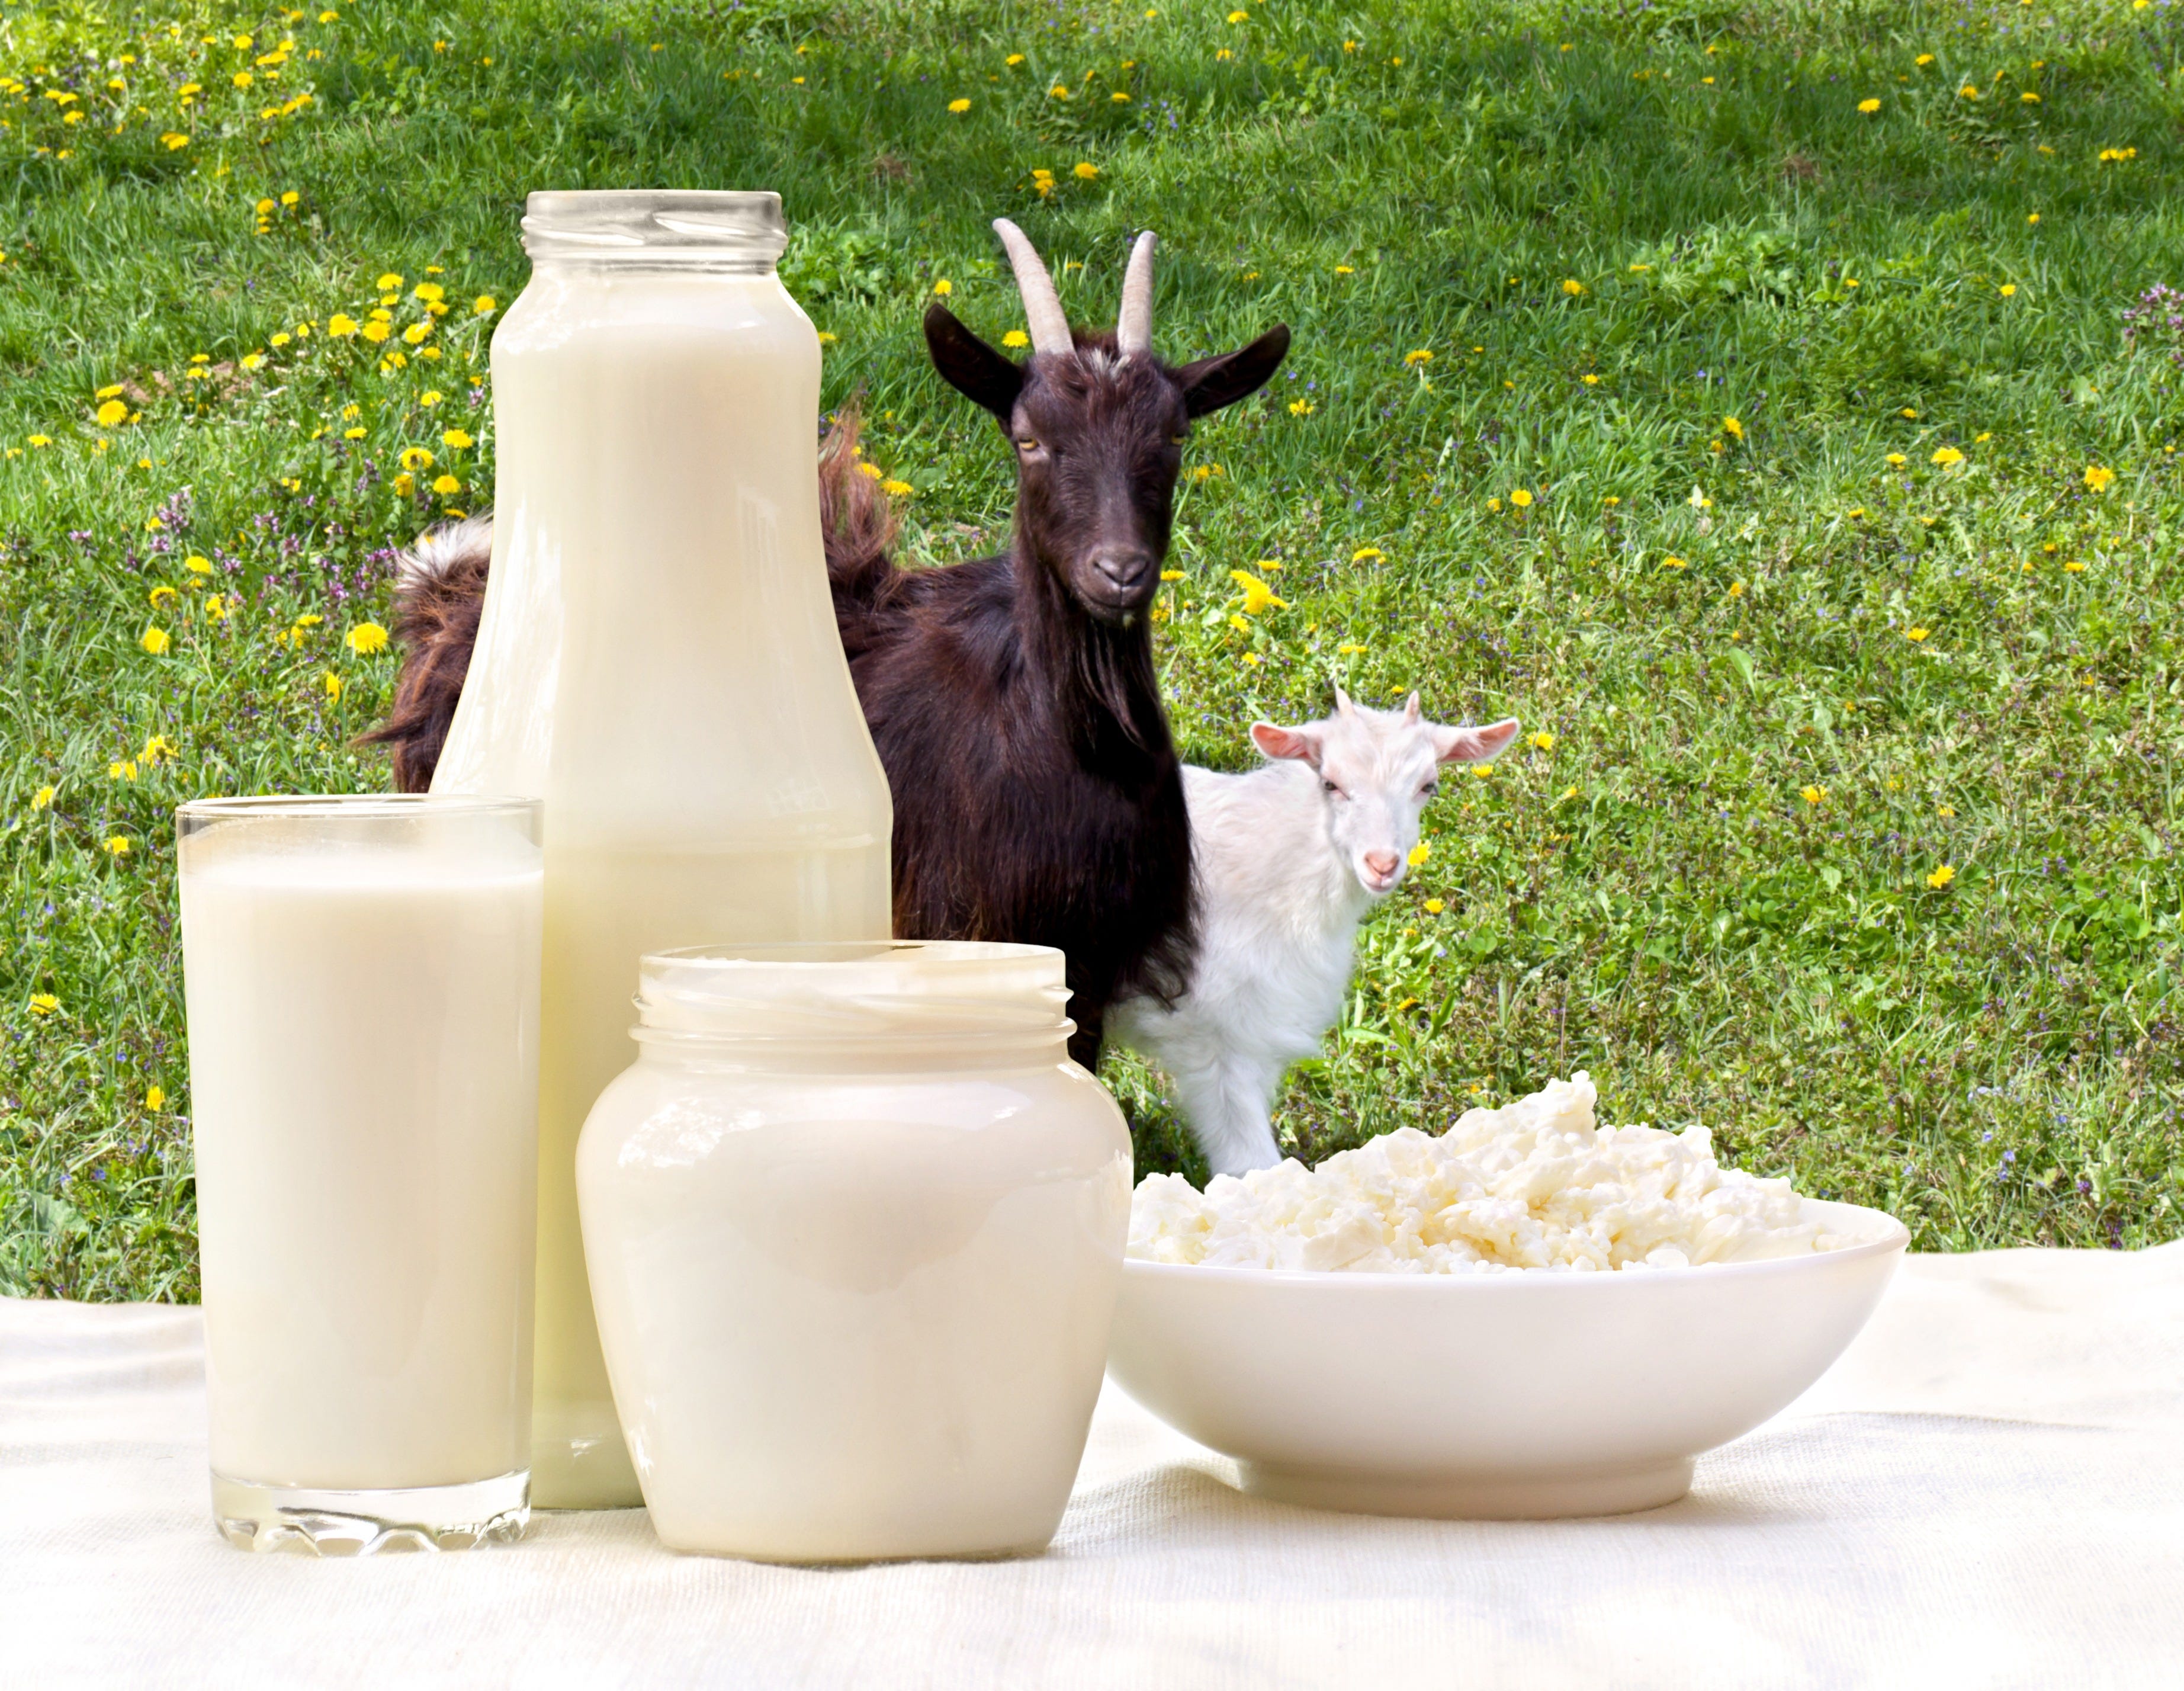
[1433,718,1521,765]
[924,303,1024,422]
[1174,325,1290,418]
[1251,721,1323,768]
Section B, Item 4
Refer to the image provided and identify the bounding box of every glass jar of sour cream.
[574,941,1132,1563]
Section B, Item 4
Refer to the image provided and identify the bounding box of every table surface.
[3,1244,2180,1690]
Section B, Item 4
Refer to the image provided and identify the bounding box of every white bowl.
[1106,1198,1908,1519]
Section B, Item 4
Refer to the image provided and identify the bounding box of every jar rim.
[635,941,1074,1044]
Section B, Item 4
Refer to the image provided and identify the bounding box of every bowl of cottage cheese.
[1108,1073,1907,1519]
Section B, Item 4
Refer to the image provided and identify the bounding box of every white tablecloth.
[2,1247,2179,1689]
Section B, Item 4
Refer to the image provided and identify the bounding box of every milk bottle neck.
[521,190,788,275]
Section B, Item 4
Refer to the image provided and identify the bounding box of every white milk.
[181,828,542,1491]
[434,192,894,1507]
[577,944,1132,1563]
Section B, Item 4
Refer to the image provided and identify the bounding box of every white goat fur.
[1110,693,1520,1176]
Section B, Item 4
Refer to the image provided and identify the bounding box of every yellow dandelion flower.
[1112,92,1129,103]
[1723,416,1743,439]
[1926,864,1955,890]
[1562,278,1585,296]
[2063,559,2087,573]
[1408,842,1431,866]
[361,320,392,344]
[31,993,59,1013]
[474,295,497,315]
[204,596,226,620]
[1999,283,2017,297]
[1160,569,1186,582]
[1858,98,1880,113]
[322,670,341,702]
[431,474,461,495]
[1074,161,1099,179]
[96,399,128,428]
[345,622,390,654]
[2082,465,2114,492]
[1887,453,1907,466]
[149,585,179,608]
[109,758,137,781]
[1932,446,1964,466]
[2027,213,2040,225]
[1001,330,1030,349]
[141,626,171,655]
[1509,488,1533,508]
[932,279,952,297]
[1661,554,1687,570]
[1351,547,1385,563]
[1801,785,1825,806]
[104,836,131,856]
[1229,570,1286,615]
[344,426,367,439]
[1227,612,1250,633]
[1906,626,1930,641]
[1007,54,1025,66]
[881,479,914,496]
[1530,731,1556,752]
[145,1084,165,1111]
[32,786,55,810]
[160,131,189,149]
[328,313,358,337]
[948,98,971,113]
[1050,83,1069,97]
[1486,497,1502,512]
[28,435,51,448]
[441,428,474,449]
[402,323,431,345]
[400,447,435,471]
[1288,399,1315,416]
[1938,804,1957,818]
[1472,763,1494,779]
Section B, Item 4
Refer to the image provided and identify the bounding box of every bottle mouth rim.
[521,190,787,265]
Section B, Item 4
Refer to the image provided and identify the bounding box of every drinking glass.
[177,795,544,1554]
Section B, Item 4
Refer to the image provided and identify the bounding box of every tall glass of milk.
[177,794,544,1554]
[432,191,894,1508]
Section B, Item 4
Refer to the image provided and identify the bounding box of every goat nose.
[1092,548,1154,591]
[1364,851,1401,880]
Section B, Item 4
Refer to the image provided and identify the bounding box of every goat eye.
[1322,781,1342,798]
[1421,781,1440,798]
[1017,438,1040,453]
[1170,434,1188,446]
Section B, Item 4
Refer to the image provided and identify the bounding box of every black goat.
[371,219,1289,1066]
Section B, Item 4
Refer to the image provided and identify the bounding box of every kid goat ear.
[1250,721,1323,766]
[1431,718,1522,765]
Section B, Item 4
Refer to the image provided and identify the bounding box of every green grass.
[3,0,2182,1299]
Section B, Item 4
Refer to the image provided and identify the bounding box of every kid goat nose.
[1092,547,1154,592]
[1364,850,1400,879]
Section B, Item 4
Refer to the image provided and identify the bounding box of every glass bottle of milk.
[433,190,894,1509]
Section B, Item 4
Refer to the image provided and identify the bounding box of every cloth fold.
[2,1246,2179,1690]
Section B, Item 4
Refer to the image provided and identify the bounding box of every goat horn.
[992,219,1073,357]
[1116,231,1157,357]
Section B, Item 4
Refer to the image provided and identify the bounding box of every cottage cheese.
[1128,1073,1847,1273]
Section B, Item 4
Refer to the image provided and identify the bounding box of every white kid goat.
[1110,692,1519,1177]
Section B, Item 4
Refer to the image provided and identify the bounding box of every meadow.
[2,0,2180,1299]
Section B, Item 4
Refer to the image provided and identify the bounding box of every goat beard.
[1072,622,1165,755]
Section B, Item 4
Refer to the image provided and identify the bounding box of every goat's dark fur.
[370,288,1289,1067]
